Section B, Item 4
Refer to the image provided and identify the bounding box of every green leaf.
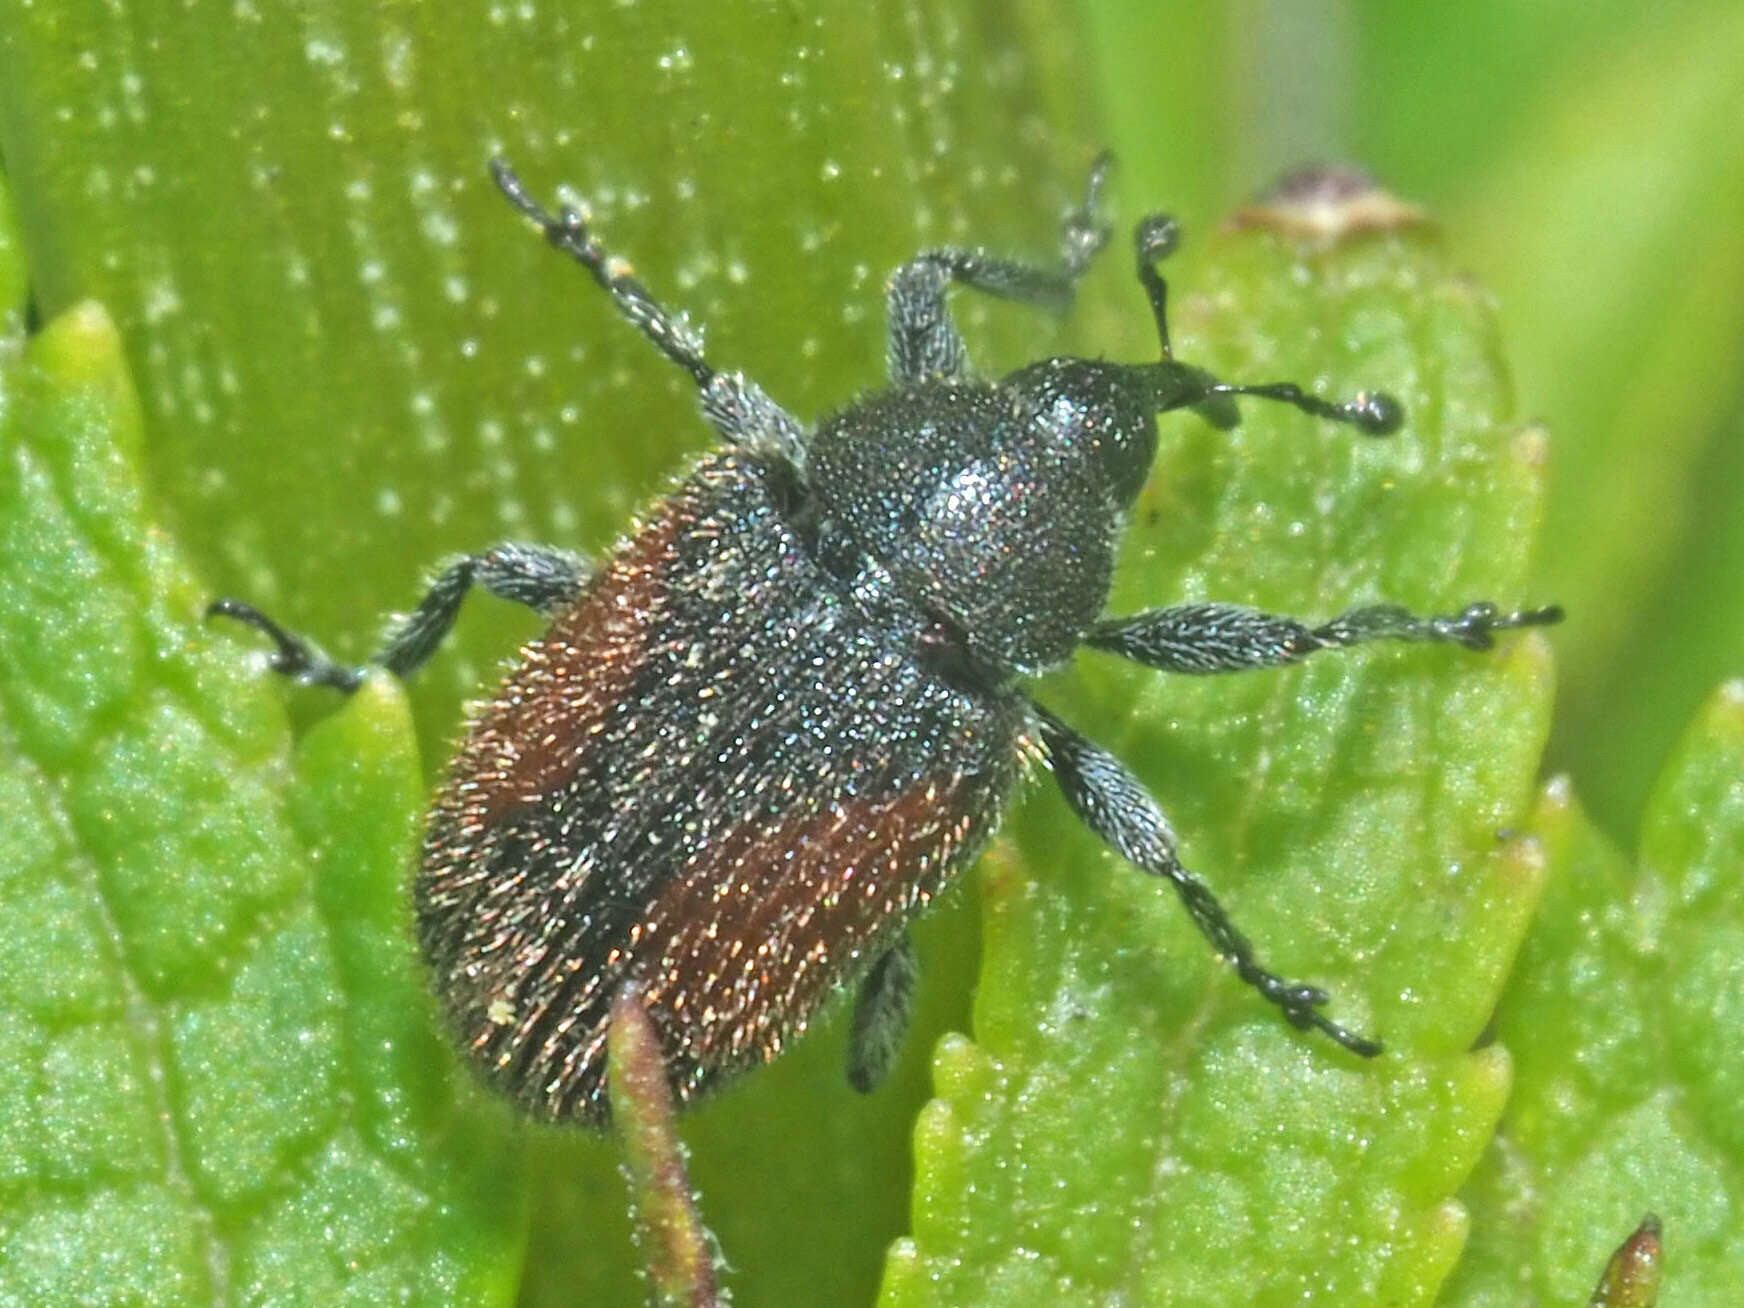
[883,194,1557,1305]
[1447,682,1744,1306]
[8,3,1736,1303]
[0,184,525,1300]
[1089,0,1744,849]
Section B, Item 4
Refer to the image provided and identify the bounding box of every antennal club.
[1133,213,1182,359]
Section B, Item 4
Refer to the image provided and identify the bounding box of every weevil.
[212,154,1560,1122]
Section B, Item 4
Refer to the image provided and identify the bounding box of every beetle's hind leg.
[885,152,1115,385]
[1030,702,1383,1058]
[847,933,919,1093]
[209,542,591,689]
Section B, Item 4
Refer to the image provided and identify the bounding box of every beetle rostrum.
[210,153,1562,1123]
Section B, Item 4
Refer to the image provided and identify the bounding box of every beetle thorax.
[807,362,1157,674]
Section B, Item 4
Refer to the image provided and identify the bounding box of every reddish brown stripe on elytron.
[449,507,686,826]
[634,768,987,1078]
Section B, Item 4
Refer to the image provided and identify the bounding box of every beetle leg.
[1030,702,1383,1058]
[885,152,1114,385]
[209,541,591,688]
[846,932,919,1093]
[490,160,809,469]
[1087,600,1564,673]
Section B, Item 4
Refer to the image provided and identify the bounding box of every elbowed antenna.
[1201,377,1403,435]
[1125,208,1404,438]
[1131,360,1404,436]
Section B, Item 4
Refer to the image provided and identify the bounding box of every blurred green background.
[2,0,1740,1304]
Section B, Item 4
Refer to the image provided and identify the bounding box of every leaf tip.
[26,298,145,459]
[1224,166,1430,245]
